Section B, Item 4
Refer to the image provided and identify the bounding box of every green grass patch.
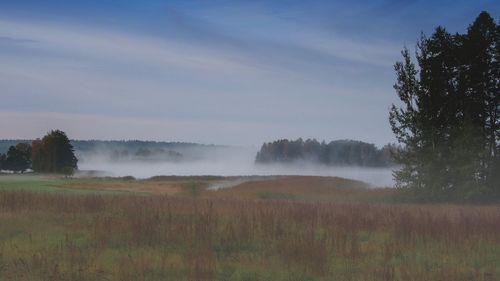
[0,174,134,195]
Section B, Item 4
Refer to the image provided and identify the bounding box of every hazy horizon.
[1,1,497,187]
[76,145,395,187]
[0,137,396,187]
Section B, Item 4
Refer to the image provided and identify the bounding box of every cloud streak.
[1,1,496,146]
[0,16,398,146]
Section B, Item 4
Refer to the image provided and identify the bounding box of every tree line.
[69,140,218,154]
[390,11,499,201]
[255,138,397,167]
[110,147,183,162]
[0,130,77,174]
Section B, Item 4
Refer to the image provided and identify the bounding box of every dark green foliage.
[255,138,397,167]
[0,153,5,170]
[2,143,31,173]
[390,11,499,201]
[31,130,78,174]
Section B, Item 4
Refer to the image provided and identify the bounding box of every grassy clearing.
[0,174,64,193]
[0,174,132,195]
[0,174,498,280]
[0,174,223,196]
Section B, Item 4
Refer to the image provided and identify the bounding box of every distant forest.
[0,140,223,163]
[74,140,228,162]
[255,139,397,167]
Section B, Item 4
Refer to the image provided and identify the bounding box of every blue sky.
[0,0,498,146]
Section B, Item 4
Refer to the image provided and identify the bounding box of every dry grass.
[0,182,499,280]
[64,180,184,195]
[204,176,396,203]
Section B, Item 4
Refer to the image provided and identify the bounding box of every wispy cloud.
[2,0,494,145]
[0,35,38,45]
[0,16,403,146]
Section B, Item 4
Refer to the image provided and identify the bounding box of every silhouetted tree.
[3,143,31,173]
[463,12,500,190]
[0,153,6,171]
[31,130,78,174]
[390,11,499,201]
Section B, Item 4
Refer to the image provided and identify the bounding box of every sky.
[0,0,498,147]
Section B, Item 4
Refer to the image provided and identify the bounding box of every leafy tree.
[3,143,31,173]
[390,11,499,201]
[0,153,6,171]
[31,130,78,174]
[31,139,45,172]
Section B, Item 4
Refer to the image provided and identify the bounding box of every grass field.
[0,174,499,280]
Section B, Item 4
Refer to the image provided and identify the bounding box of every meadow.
[0,174,499,281]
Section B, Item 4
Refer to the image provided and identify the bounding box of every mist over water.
[77,146,395,187]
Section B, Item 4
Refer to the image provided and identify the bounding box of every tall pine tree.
[390,11,499,201]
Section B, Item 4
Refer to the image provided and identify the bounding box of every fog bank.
[78,147,395,187]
